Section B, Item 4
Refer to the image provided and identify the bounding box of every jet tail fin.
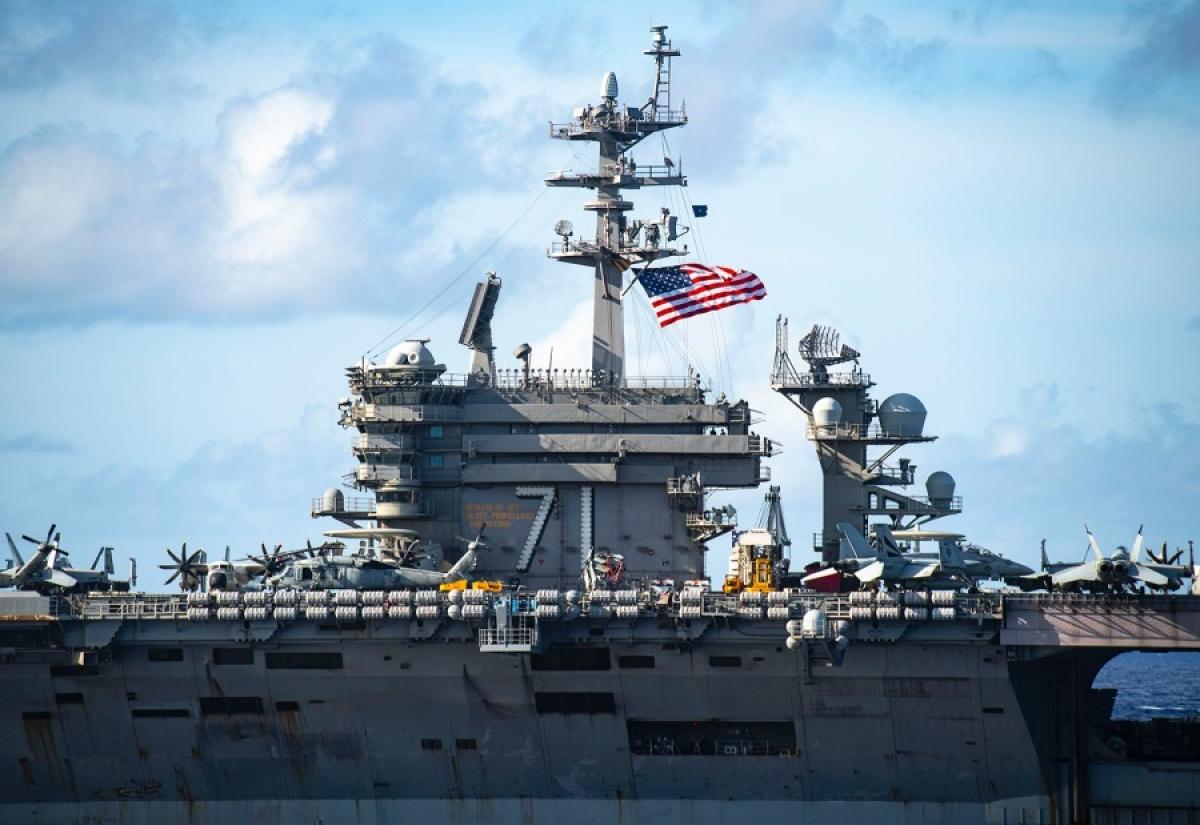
[938,539,965,570]
[836,522,877,561]
[872,524,903,557]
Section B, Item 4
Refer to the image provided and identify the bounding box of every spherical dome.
[812,397,843,429]
[384,339,436,368]
[925,471,956,505]
[785,636,803,650]
[601,71,619,99]
[320,488,344,512]
[877,393,927,436]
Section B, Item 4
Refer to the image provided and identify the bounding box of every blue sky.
[0,0,1197,583]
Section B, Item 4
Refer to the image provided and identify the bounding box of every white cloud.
[0,36,534,327]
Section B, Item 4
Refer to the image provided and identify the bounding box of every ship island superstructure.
[0,25,1198,825]
[313,25,769,591]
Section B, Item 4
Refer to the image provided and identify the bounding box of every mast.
[547,25,689,386]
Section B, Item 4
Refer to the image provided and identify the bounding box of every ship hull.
[3,618,1198,823]
[0,628,1063,824]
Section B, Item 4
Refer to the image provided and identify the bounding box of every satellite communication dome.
[925,471,956,506]
[812,397,843,429]
[877,393,927,436]
[384,339,437,368]
[601,71,619,100]
[321,488,345,513]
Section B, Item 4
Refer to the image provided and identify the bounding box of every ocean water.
[1092,651,1200,720]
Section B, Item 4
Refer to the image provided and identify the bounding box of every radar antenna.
[797,325,860,384]
[458,272,502,382]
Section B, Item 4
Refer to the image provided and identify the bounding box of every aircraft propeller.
[159,543,205,591]
[250,543,289,575]
[21,523,66,556]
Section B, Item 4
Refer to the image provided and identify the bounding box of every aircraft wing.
[1051,564,1098,587]
[855,560,887,583]
[42,569,77,590]
[1129,563,1170,587]
[909,562,941,579]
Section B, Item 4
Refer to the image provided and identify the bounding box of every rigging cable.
[364,146,587,358]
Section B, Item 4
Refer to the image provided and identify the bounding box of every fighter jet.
[264,526,490,591]
[802,522,1033,590]
[1,525,77,592]
[1030,526,1189,593]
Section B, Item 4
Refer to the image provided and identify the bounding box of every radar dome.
[601,71,619,99]
[384,339,437,368]
[877,393,927,436]
[321,488,344,513]
[812,397,843,430]
[925,471,956,506]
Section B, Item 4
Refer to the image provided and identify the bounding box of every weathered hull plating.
[5,618,1197,824]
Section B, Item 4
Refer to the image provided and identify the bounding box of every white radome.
[320,488,344,512]
[812,397,843,429]
[384,339,437,368]
[601,71,619,99]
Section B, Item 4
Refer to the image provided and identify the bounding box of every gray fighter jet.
[802,522,1033,590]
[1032,526,1188,593]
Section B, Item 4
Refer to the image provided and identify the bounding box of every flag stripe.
[650,273,764,308]
[637,263,766,329]
[656,288,767,326]
[650,270,761,301]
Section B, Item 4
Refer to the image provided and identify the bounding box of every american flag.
[636,264,766,328]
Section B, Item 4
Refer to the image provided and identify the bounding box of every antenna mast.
[547,25,689,386]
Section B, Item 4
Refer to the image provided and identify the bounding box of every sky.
[0,0,1197,585]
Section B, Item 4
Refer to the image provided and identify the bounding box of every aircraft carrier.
[2,26,1199,825]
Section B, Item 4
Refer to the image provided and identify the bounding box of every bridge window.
[1091,651,1200,762]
